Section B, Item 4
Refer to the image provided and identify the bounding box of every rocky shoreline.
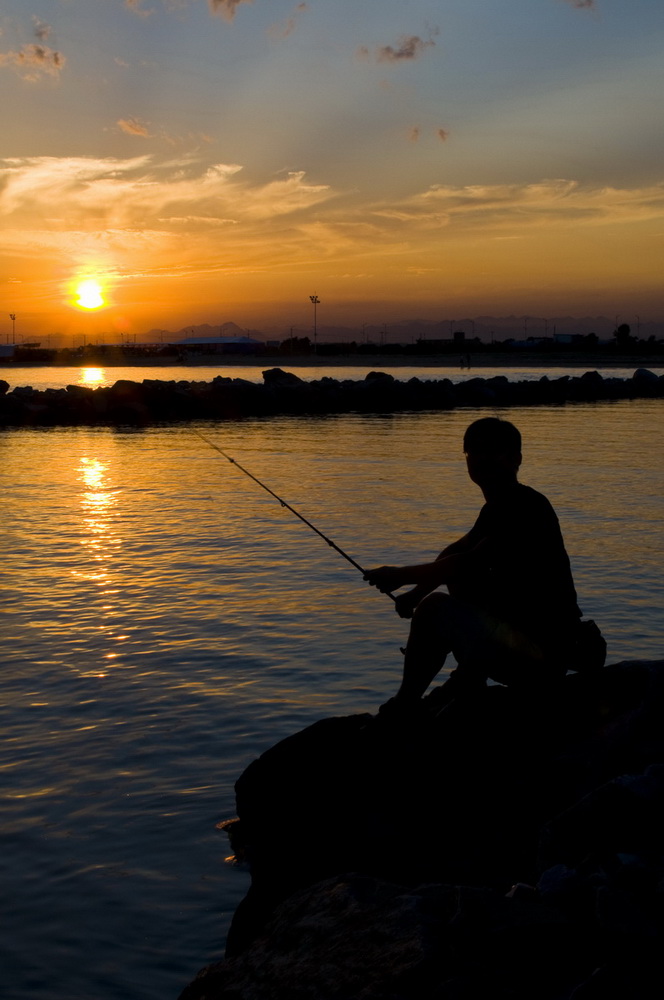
[181,659,664,1000]
[1,366,662,428]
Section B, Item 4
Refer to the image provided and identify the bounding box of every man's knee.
[413,590,454,624]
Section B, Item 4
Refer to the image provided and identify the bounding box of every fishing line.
[194,429,396,602]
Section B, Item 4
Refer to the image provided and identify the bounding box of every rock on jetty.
[0,367,662,427]
[181,659,664,1000]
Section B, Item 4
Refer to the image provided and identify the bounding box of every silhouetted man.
[365,417,586,709]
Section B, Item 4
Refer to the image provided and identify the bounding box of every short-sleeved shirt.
[455,483,581,645]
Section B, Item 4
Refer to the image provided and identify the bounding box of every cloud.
[561,1,596,9]
[4,159,658,247]
[409,126,421,143]
[437,128,449,142]
[0,156,331,231]
[268,2,308,41]
[0,155,340,292]
[118,117,152,137]
[124,0,155,17]
[158,215,238,226]
[115,118,214,146]
[360,29,439,65]
[31,17,51,42]
[377,179,664,235]
[0,43,66,82]
[4,156,661,304]
[208,0,253,22]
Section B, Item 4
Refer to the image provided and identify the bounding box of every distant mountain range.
[146,316,663,345]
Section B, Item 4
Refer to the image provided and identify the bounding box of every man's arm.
[364,547,477,596]
[371,531,480,618]
[436,530,476,560]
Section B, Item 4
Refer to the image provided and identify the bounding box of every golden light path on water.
[80,367,106,388]
[77,456,126,675]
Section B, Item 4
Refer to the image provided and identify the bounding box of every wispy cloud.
[377,179,664,234]
[0,43,66,82]
[115,118,213,146]
[0,156,331,231]
[409,126,421,143]
[208,0,253,22]
[359,29,439,65]
[437,128,449,142]
[0,16,66,82]
[3,156,661,304]
[561,0,596,9]
[31,17,51,42]
[118,117,152,137]
[4,159,659,246]
[268,2,308,41]
[158,215,238,227]
[124,0,155,17]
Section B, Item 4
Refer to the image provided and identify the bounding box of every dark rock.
[262,367,306,387]
[180,660,664,999]
[632,368,658,383]
[0,369,662,428]
[65,383,94,396]
[0,379,9,395]
[181,874,590,1000]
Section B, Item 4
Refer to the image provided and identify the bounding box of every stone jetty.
[181,659,664,1000]
[0,367,662,427]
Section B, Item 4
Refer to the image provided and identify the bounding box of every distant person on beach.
[365,417,600,710]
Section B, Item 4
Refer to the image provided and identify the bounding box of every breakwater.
[1,366,662,427]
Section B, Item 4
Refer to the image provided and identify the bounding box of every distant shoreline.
[2,352,663,371]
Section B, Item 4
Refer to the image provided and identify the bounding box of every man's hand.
[363,565,406,594]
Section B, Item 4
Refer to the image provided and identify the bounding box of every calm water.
[2,389,663,999]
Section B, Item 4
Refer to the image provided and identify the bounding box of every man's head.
[463,418,522,492]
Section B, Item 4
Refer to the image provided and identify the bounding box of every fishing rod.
[194,429,396,602]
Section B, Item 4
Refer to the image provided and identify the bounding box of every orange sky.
[1,1,663,342]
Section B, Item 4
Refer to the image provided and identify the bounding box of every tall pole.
[309,295,320,354]
[9,313,16,344]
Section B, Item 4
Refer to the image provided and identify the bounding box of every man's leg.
[395,592,480,703]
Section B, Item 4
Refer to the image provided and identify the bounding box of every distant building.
[176,335,263,355]
[553,333,591,346]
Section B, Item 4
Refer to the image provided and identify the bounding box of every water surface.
[2,400,663,999]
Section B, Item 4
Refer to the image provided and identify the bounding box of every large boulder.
[180,874,589,1000]
[181,660,664,999]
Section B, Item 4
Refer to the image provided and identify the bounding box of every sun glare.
[80,367,106,388]
[76,279,105,310]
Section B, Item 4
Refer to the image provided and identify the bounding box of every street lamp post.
[309,295,320,353]
[9,313,16,344]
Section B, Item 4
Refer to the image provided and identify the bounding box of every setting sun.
[76,279,105,310]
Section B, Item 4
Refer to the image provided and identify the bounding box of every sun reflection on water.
[79,367,106,388]
[76,456,124,671]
